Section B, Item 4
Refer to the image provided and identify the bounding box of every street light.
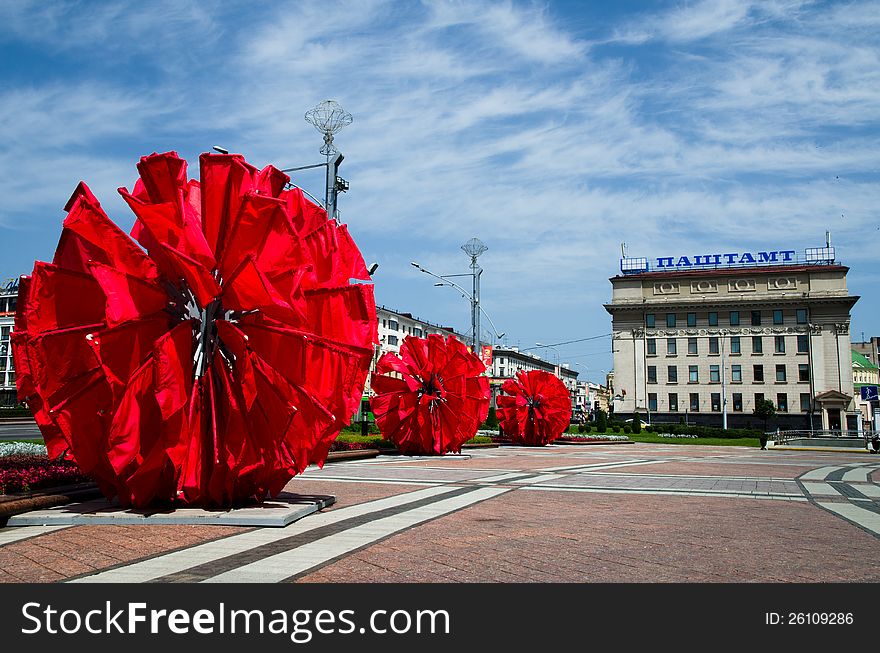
[431,282,505,343]
[411,239,491,353]
[302,100,352,223]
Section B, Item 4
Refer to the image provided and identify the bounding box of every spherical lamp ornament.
[497,370,572,446]
[12,150,377,507]
[370,334,490,455]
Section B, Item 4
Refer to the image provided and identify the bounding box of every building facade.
[853,337,880,368]
[605,247,859,430]
[852,349,879,432]
[0,279,18,408]
[487,347,579,410]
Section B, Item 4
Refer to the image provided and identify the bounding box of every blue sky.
[1,0,878,383]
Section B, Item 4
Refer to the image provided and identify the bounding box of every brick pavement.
[1,443,878,583]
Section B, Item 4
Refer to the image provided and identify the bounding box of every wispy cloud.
[1,0,878,373]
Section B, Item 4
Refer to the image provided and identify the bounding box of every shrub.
[482,406,499,429]
[632,411,642,433]
[623,425,632,434]
[595,409,607,432]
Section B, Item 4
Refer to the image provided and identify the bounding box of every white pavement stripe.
[204,486,512,583]
[852,484,880,499]
[476,472,534,483]
[800,466,844,481]
[801,482,841,497]
[0,525,70,546]
[539,459,647,472]
[291,478,440,487]
[521,486,807,501]
[70,486,461,584]
[817,502,880,536]
[510,474,565,485]
[842,468,871,482]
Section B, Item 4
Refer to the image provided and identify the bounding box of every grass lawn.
[627,433,760,447]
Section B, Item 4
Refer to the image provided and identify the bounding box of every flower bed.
[0,443,91,495]
[557,434,631,442]
[651,433,699,439]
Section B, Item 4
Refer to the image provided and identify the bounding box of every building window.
[800,393,811,412]
[669,393,678,412]
[667,339,677,355]
[754,365,764,382]
[733,393,743,412]
[646,338,656,355]
[690,393,700,411]
[710,365,720,383]
[729,311,740,326]
[666,313,676,327]
[775,364,786,382]
[647,366,657,383]
[755,392,764,406]
[499,368,505,377]
[387,335,398,346]
[796,309,807,324]
[774,336,785,353]
[731,365,742,382]
[0,358,5,372]
[797,335,808,353]
[708,312,718,326]
[688,338,698,355]
[648,393,658,412]
[777,393,788,412]
[689,365,699,382]
[646,313,655,328]
[730,336,740,354]
[668,366,677,383]
[752,336,763,354]
[414,328,423,337]
[711,393,721,412]
[751,311,761,326]
[687,312,696,327]
[798,364,809,382]
[773,309,784,325]
[709,337,719,354]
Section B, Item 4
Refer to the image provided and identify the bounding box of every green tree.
[632,410,642,433]
[595,409,607,433]
[754,399,776,432]
[483,406,498,429]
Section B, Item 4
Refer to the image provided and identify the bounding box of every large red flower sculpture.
[497,370,571,446]
[12,151,377,507]
[370,334,490,455]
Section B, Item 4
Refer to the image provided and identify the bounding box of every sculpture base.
[5,492,335,528]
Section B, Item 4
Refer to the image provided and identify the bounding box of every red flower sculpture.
[370,334,490,455]
[12,151,377,507]
[497,370,572,445]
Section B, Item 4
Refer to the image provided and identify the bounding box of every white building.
[605,245,859,430]
[0,278,18,407]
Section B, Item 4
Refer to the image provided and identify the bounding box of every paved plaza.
[1,443,879,583]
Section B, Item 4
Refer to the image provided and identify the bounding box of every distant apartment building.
[487,347,579,410]
[0,279,18,407]
[853,336,880,368]
[605,245,859,430]
[852,349,879,432]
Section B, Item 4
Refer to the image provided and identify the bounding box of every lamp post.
[303,100,352,223]
[411,237,490,354]
[720,329,728,430]
[432,282,505,343]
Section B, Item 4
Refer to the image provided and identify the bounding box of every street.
[0,421,42,442]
